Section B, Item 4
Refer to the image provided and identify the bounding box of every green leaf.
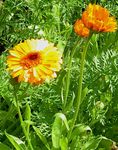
[81,87,88,102]
[98,136,113,150]
[82,136,113,150]
[56,113,69,131]
[0,142,11,150]
[52,113,69,149]
[52,115,62,149]
[33,126,50,150]
[24,103,31,134]
[57,40,65,53]
[81,136,102,150]
[70,124,92,149]
[65,92,75,113]
[0,25,4,37]
[5,132,26,150]
[60,136,68,150]
[0,110,7,120]
[24,103,31,121]
[71,124,92,140]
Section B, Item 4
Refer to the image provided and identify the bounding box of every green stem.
[68,35,92,139]
[64,38,83,109]
[16,101,33,150]
[13,85,33,150]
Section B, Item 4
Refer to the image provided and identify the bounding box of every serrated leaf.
[33,126,50,150]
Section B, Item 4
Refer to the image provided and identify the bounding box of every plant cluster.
[0,0,118,150]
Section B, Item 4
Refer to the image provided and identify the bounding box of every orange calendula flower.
[74,19,90,37]
[82,3,117,32]
[7,39,62,84]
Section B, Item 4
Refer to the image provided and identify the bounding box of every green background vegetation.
[0,0,118,149]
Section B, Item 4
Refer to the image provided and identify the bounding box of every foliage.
[0,0,118,149]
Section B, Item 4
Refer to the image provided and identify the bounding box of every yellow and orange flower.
[74,19,90,37]
[7,39,62,84]
[82,3,117,32]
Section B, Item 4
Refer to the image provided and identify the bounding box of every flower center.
[20,52,41,69]
[28,53,39,60]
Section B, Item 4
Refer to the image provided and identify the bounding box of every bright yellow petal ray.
[7,39,62,84]
[12,69,24,78]
[26,39,37,51]
[9,50,23,58]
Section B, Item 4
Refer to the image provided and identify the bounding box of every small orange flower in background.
[74,19,90,37]
[82,3,117,32]
[7,39,62,84]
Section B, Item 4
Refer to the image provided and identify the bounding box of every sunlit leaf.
[81,136,113,150]
[60,136,68,150]
[70,124,92,149]
[71,124,92,140]
[81,136,101,150]
[33,126,50,150]
[24,103,31,134]
[5,132,26,150]
[52,113,69,149]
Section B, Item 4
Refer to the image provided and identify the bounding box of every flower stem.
[13,85,33,150]
[68,35,92,139]
[64,38,83,109]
